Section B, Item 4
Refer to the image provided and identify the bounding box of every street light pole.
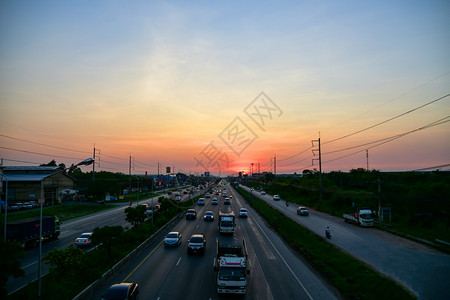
[38,158,93,299]
[2,174,8,242]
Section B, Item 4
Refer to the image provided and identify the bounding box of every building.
[1,166,75,206]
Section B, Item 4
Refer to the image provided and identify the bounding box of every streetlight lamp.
[38,158,94,299]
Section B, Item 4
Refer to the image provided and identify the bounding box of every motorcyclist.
[129,201,132,206]
[285,201,289,207]
[325,226,331,238]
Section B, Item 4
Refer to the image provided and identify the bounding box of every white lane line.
[250,207,314,300]
[176,257,181,266]
[22,261,38,269]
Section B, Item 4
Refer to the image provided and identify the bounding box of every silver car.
[75,232,93,248]
[164,232,182,247]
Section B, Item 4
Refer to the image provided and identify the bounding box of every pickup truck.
[343,208,374,227]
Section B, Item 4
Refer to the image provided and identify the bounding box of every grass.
[238,187,416,300]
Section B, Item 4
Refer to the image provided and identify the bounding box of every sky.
[0,0,449,176]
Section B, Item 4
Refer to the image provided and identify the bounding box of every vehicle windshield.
[218,267,246,281]
[167,233,178,238]
[360,213,372,220]
[220,220,233,227]
[79,234,91,238]
[190,236,204,243]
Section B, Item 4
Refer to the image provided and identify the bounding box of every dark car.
[297,207,309,216]
[187,233,206,255]
[102,282,139,300]
[203,211,214,221]
[186,208,197,219]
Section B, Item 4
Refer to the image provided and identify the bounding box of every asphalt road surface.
[91,184,338,300]
[6,187,203,295]
[240,185,450,300]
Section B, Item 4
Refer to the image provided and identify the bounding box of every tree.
[125,206,146,227]
[40,159,57,166]
[43,245,86,279]
[91,226,123,261]
[0,241,26,298]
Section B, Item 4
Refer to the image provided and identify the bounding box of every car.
[75,232,93,247]
[187,233,206,255]
[297,207,309,216]
[168,191,172,195]
[29,201,38,208]
[174,196,181,201]
[23,202,33,209]
[224,197,231,205]
[16,202,25,210]
[164,231,182,247]
[239,208,248,218]
[8,204,19,211]
[204,211,214,221]
[273,195,280,201]
[212,198,218,205]
[198,198,205,206]
[102,282,139,300]
[186,209,197,219]
[261,191,266,195]
[205,193,211,198]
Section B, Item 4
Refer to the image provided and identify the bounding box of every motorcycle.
[285,201,289,207]
[325,228,331,239]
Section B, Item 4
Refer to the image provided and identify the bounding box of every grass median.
[237,187,416,300]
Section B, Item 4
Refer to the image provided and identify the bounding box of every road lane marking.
[176,257,181,266]
[122,218,184,282]
[246,194,314,300]
[22,261,38,269]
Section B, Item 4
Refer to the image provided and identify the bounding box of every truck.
[218,211,235,235]
[343,208,374,227]
[6,216,61,248]
[214,238,249,294]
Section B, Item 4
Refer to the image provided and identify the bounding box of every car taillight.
[75,239,78,242]
[85,239,89,242]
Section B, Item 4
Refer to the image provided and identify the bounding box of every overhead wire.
[0,133,91,154]
[323,93,450,145]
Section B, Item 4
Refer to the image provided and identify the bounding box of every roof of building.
[3,166,61,172]
[2,173,74,182]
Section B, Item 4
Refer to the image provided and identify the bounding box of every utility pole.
[251,163,254,176]
[157,162,160,176]
[92,144,100,181]
[366,149,369,171]
[312,137,322,201]
[274,155,277,175]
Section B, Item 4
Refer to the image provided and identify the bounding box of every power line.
[324,70,450,130]
[324,93,450,145]
[411,164,450,171]
[277,146,313,162]
[0,133,91,154]
[323,116,450,155]
[323,116,450,163]
[0,146,84,160]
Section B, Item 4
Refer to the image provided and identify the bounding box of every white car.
[261,191,266,195]
[239,208,248,218]
[75,232,93,248]
[212,198,218,205]
[273,195,280,201]
[198,198,205,206]
[164,232,182,247]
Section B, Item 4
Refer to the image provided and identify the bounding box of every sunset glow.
[1,0,449,175]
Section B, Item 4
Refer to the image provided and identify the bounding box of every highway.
[91,183,338,299]
[240,185,450,300]
[6,187,203,295]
